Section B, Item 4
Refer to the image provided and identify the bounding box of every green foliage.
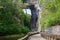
[24,14,31,27]
[41,13,60,28]
[0,0,30,36]
[22,0,27,3]
[40,0,60,28]
[0,24,30,36]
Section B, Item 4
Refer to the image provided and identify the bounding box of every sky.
[23,9,31,15]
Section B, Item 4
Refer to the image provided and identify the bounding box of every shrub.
[41,11,60,28]
[0,0,30,36]
[40,0,60,29]
[0,24,30,36]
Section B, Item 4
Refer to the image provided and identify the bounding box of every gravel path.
[28,34,46,40]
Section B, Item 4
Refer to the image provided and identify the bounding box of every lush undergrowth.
[40,0,60,28]
[41,11,60,28]
[0,0,30,37]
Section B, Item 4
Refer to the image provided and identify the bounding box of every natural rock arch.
[27,0,41,32]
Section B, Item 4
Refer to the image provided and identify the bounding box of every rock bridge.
[26,0,41,32]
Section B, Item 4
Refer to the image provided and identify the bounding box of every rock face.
[27,0,41,31]
[48,26,60,35]
[47,25,60,35]
[27,0,38,5]
[29,5,39,31]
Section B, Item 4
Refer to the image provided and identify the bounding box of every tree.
[0,0,30,36]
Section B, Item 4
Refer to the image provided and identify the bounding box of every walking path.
[28,34,46,40]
